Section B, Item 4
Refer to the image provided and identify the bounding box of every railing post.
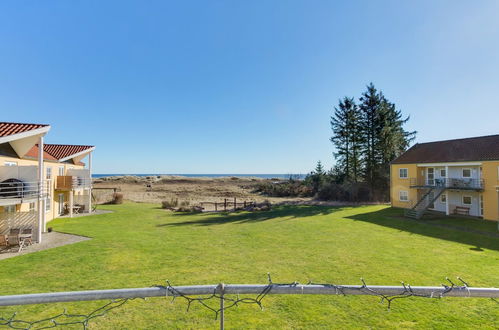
[218,283,225,330]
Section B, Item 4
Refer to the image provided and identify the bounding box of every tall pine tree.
[330,97,362,182]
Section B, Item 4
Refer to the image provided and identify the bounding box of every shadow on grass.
[157,205,344,227]
[346,208,499,252]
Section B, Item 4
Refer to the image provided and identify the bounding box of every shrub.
[253,181,313,197]
[161,198,179,209]
[112,193,124,204]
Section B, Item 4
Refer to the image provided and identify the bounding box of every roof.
[24,145,58,161]
[391,134,499,164]
[43,144,94,160]
[0,122,49,137]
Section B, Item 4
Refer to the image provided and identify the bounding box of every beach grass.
[0,203,498,329]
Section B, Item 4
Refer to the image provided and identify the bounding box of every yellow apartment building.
[390,134,499,221]
[0,122,94,243]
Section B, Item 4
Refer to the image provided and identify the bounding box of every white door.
[58,194,65,215]
[428,191,435,209]
[427,168,435,185]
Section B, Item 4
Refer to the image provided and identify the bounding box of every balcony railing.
[409,178,484,190]
[0,180,50,200]
[56,176,92,190]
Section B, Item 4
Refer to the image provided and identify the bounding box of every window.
[462,168,471,178]
[399,168,408,178]
[4,161,17,166]
[5,205,16,213]
[399,190,409,202]
[29,202,36,212]
[58,166,65,176]
[441,194,446,203]
[45,197,51,212]
[440,169,446,177]
[462,195,472,205]
[480,194,483,216]
[46,167,52,180]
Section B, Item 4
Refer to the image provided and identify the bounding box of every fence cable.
[0,275,497,329]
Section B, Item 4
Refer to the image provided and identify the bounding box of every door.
[428,191,435,209]
[427,168,435,186]
[58,194,65,215]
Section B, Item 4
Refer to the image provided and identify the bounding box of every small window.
[45,197,51,212]
[462,196,472,205]
[5,205,16,213]
[58,166,65,176]
[399,190,409,202]
[29,202,36,211]
[462,168,471,178]
[46,167,52,180]
[399,168,408,178]
[4,161,17,166]
[441,194,446,203]
[440,169,446,177]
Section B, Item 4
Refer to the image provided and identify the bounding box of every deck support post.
[37,136,44,243]
[445,166,450,215]
[69,190,74,218]
[88,152,92,213]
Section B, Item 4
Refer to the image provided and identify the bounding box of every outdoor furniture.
[73,205,81,214]
[9,228,20,235]
[454,206,470,216]
[7,234,25,253]
[20,228,33,246]
[0,235,8,250]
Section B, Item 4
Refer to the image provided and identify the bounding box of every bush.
[161,198,179,209]
[112,193,123,204]
[175,205,203,213]
[253,181,313,197]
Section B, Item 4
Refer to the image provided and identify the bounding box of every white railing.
[0,180,50,200]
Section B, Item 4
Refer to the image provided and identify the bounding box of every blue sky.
[1,1,498,174]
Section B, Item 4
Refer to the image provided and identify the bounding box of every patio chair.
[9,228,20,235]
[21,228,33,246]
[7,234,25,253]
[0,235,8,251]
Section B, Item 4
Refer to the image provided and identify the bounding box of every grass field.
[0,203,498,329]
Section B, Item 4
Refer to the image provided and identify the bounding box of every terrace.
[409,177,484,191]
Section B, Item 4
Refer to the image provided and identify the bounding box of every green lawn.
[1,203,498,329]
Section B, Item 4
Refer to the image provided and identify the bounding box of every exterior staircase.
[404,186,446,219]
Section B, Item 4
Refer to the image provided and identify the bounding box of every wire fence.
[1,275,498,329]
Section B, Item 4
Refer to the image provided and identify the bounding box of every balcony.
[0,165,49,205]
[56,176,91,190]
[409,178,484,191]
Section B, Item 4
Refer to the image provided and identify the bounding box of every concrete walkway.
[0,232,90,260]
[59,209,113,218]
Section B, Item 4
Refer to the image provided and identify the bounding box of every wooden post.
[234,197,236,211]
[244,201,246,208]
[224,199,227,211]
[215,202,217,211]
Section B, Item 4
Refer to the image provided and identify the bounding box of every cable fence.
[0,274,498,329]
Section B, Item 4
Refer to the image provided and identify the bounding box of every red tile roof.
[0,122,49,137]
[391,134,499,164]
[43,144,94,160]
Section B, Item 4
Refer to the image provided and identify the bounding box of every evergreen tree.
[330,97,362,182]
[358,83,416,190]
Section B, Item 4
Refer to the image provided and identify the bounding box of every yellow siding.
[481,161,499,221]
[0,154,85,223]
[390,164,418,208]
[391,160,499,221]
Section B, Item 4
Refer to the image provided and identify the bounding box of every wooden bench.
[454,206,470,216]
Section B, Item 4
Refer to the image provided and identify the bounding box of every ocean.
[92,174,306,180]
